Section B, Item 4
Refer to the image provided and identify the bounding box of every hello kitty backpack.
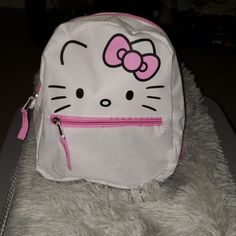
[18,13,185,189]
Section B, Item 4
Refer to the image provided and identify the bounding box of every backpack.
[17,13,185,189]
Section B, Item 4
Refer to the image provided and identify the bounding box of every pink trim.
[72,13,163,31]
[93,12,163,31]
[17,108,29,140]
[50,115,162,128]
[60,136,72,171]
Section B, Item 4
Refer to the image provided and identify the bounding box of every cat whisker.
[147,96,161,100]
[48,85,66,89]
[54,104,71,113]
[146,85,164,89]
[51,96,67,100]
[142,105,157,112]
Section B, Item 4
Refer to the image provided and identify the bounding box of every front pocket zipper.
[51,115,163,171]
[53,117,72,171]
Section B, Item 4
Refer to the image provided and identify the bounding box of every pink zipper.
[53,117,72,170]
[51,115,162,128]
[51,115,162,171]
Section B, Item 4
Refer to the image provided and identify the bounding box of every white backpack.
[18,13,185,189]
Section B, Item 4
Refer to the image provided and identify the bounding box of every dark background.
[0,0,236,146]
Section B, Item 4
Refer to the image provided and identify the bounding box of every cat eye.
[126,90,134,100]
[76,88,84,99]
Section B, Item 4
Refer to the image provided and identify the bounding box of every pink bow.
[103,34,160,81]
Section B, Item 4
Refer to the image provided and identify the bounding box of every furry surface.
[4,67,236,236]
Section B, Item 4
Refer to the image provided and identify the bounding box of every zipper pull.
[23,92,38,111]
[17,92,38,140]
[53,117,72,171]
[53,117,64,137]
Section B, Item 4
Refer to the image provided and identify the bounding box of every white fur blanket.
[3,67,236,236]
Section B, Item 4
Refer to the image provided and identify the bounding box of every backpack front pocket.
[50,115,163,171]
[37,114,177,188]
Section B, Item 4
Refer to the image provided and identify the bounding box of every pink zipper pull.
[17,93,38,140]
[17,108,29,140]
[53,117,72,171]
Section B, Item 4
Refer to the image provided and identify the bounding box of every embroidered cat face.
[46,33,167,117]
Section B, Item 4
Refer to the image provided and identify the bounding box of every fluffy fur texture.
[4,67,236,236]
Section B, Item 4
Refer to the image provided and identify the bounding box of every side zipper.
[17,92,38,140]
[51,115,162,171]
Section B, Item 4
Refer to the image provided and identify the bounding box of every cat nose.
[100,98,111,107]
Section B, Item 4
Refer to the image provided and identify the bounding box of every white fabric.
[34,13,185,189]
